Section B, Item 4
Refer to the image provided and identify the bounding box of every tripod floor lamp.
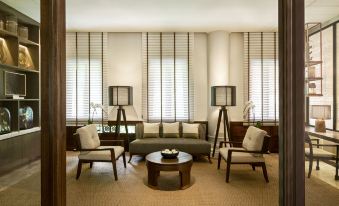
[109,86,133,138]
[211,86,236,157]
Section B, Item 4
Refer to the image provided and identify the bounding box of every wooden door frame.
[39,0,305,205]
[279,0,305,205]
[41,0,66,205]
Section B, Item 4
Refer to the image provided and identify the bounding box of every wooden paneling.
[41,0,66,205]
[279,0,305,204]
[0,131,40,175]
[229,121,279,153]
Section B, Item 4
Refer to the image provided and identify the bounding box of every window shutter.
[142,32,194,122]
[244,32,279,122]
[66,32,108,124]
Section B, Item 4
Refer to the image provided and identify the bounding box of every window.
[66,32,108,124]
[308,27,334,129]
[142,32,194,122]
[244,32,279,122]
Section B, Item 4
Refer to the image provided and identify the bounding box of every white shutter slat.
[142,32,193,122]
[244,32,279,122]
[66,32,107,124]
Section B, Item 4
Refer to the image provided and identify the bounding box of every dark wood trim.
[88,32,91,120]
[333,24,337,131]
[174,32,176,121]
[101,32,104,126]
[274,32,277,123]
[146,32,149,122]
[279,0,305,205]
[187,32,190,121]
[309,20,339,37]
[75,32,78,126]
[261,32,264,122]
[41,0,66,205]
[160,32,163,122]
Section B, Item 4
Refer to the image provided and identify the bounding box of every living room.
[0,0,339,205]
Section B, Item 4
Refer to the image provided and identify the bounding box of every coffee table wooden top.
[146,151,192,165]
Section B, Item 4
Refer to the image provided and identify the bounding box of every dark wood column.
[41,0,66,205]
[279,0,305,205]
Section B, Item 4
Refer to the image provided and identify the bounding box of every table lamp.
[109,86,133,137]
[310,105,331,133]
[211,86,236,157]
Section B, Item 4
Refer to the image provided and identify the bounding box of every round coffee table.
[145,151,193,189]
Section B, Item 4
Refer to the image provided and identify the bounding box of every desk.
[305,126,339,144]
[305,126,339,180]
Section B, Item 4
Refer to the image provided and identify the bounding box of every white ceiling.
[2,0,339,32]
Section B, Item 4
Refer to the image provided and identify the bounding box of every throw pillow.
[242,126,267,151]
[143,123,160,138]
[162,122,180,138]
[76,124,100,149]
[182,123,199,139]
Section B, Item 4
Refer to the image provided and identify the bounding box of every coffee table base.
[146,163,192,190]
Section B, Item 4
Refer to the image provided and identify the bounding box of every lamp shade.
[109,86,133,106]
[310,105,331,119]
[211,86,236,106]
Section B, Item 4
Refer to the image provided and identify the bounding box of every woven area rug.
[0,153,338,206]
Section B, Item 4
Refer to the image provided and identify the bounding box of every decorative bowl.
[161,149,179,159]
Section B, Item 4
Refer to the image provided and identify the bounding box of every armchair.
[217,126,270,183]
[74,124,126,180]
[304,133,339,180]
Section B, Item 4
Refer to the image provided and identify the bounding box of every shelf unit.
[0,2,40,136]
[305,23,323,97]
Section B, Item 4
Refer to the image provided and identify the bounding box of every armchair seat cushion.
[79,146,125,161]
[219,147,265,163]
[305,148,335,158]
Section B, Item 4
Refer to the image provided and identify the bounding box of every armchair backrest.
[76,124,100,149]
[242,126,268,151]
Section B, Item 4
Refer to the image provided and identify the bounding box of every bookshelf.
[0,2,40,138]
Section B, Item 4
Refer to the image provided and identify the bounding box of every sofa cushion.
[242,126,267,151]
[182,123,199,139]
[162,122,179,138]
[219,147,264,163]
[129,138,210,155]
[76,124,100,149]
[143,123,160,138]
[79,146,124,160]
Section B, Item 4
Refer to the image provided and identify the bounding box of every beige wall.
[106,33,143,119]
[193,33,209,121]
[229,33,244,122]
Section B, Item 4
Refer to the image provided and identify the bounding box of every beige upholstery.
[162,122,180,138]
[242,126,267,151]
[305,148,335,158]
[143,123,160,138]
[76,124,100,149]
[182,123,199,139]
[219,147,265,163]
[79,146,125,161]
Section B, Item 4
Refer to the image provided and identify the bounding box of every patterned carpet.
[0,153,338,206]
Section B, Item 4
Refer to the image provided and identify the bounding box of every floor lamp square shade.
[211,86,236,106]
[109,86,133,106]
[310,105,331,133]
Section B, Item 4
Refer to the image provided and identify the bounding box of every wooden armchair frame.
[305,134,339,180]
[73,133,126,181]
[217,136,270,183]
